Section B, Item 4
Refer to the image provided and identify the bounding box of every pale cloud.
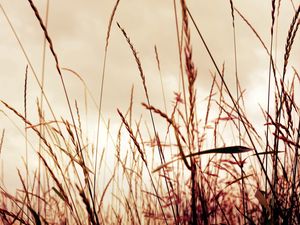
[0,0,299,190]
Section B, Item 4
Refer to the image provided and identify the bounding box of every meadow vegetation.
[0,0,300,224]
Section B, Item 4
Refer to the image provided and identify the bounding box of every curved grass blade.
[153,146,253,173]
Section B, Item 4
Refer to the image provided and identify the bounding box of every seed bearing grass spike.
[1,1,299,224]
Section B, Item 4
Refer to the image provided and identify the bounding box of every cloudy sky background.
[0,0,299,191]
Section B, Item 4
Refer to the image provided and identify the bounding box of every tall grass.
[0,0,299,224]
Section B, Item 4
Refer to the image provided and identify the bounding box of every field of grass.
[0,0,300,224]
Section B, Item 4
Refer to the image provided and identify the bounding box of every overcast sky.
[0,0,299,190]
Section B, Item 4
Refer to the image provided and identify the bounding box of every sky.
[0,0,299,191]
